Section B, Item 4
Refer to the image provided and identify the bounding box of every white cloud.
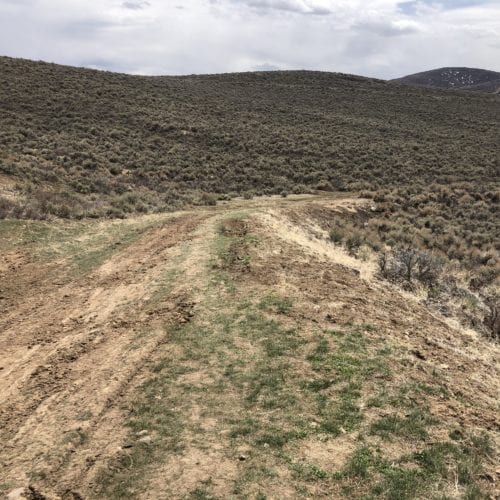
[0,0,498,78]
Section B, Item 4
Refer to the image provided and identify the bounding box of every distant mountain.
[392,67,500,94]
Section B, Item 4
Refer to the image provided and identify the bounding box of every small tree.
[378,246,442,287]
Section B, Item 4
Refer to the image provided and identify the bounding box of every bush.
[484,295,499,341]
[378,247,442,287]
[329,228,344,244]
[345,233,364,255]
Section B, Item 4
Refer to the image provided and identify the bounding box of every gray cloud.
[225,0,331,15]
[0,0,498,79]
[122,1,151,10]
[355,19,422,37]
[425,0,488,8]
[58,19,119,37]
[399,0,490,15]
[254,62,282,71]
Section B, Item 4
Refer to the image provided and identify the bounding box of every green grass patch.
[336,430,495,499]
[0,216,161,277]
[91,228,495,499]
[258,293,293,314]
[369,409,436,441]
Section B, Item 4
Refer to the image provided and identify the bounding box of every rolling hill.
[392,67,500,93]
[0,57,499,498]
[1,56,498,284]
[0,56,498,221]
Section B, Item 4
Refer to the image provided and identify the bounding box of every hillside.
[0,56,498,220]
[0,195,499,499]
[392,67,500,93]
[1,57,499,267]
[0,56,499,499]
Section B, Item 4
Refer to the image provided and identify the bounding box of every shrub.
[484,295,499,341]
[379,247,442,287]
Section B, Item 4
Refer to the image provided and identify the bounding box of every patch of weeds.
[237,299,253,310]
[263,328,302,358]
[232,464,278,496]
[469,431,495,458]
[189,488,216,500]
[210,268,236,293]
[95,344,187,498]
[258,293,293,314]
[238,312,304,357]
[189,478,216,500]
[320,395,363,436]
[29,469,48,481]
[398,382,449,401]
[369,382,446,411]
[245,363,295,409]
[366,388,389,408]
[70,223,155,275]
[290,461,330,481]
[307,337,330,364]
[18,218,160,276]
[76,410,93,421]
[303,378,334,392]
[305,330,390,436]
[338,433,495,498]
[213,216,258,275]
[343,446,381,478]
[256,428,307,449]
[229,417,259,439]
[341,446,428,499]
[414,432,494,489]
[371,466,426,500]
[369,408,436,440]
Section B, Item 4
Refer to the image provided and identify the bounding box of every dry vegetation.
[0,56,498,218]
[304,190,499,340]
[1,58,497,305]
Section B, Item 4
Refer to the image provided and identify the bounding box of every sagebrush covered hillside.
[0,56,498,219]
[1,56,499,293]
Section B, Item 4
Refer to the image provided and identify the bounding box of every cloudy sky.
[0,0,499,79]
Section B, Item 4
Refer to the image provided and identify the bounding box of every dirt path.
[0,213,212,496]
[1,194,498,499]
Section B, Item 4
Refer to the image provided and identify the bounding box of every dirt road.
[0,195,498,499]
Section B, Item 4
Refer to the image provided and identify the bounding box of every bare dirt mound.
[1,195,498,499]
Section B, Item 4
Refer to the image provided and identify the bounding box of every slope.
[0,56,498,220]
[392,67,500,93]
[1,194,498,499]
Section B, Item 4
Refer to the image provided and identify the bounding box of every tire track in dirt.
[58,215,222,498]
[0,214,209,496]
[3,195,498,498]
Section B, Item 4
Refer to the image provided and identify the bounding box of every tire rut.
[0,214,210,496]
